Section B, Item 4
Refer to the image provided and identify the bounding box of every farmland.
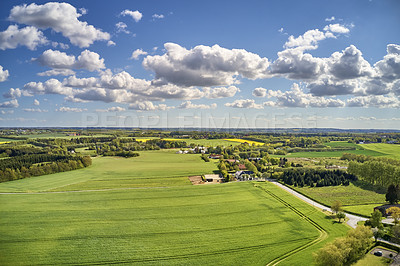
[223,138,265,146]
[293,182,386,217]
[0,181,347,265]
[0,150,218,193]
[282,149,384,158]
[1,128,400,264]
[361,143,400,159]
[0,147,350,265]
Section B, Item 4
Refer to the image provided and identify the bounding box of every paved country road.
[269,180,368,228]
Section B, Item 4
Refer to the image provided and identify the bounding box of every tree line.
[347,159,400,187]
[0,154,92,183]
[280,168,357,187]
[314,226,372,266]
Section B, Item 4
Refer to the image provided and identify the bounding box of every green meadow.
[293,182,386,217]
[361,143,400,159]
[276,141,385,158]
[0,137,17,142]
[0,150,218,193]
[282,149,383,158]
[0,150,349,265]
[323,141,361,148]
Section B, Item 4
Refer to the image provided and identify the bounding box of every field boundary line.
[0,186,173,194]
[254,184,328,266]
[45,237,315,265]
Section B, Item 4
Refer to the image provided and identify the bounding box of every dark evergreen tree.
[386,184,400,204]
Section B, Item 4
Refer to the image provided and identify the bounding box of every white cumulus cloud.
[120,10,143,22]
[35,49,105,76]
[116,22,130,34]
[0,65,9,82]
[9,2,110,47]
[23,108,47,112]
[128,101,171,111]
[264,83,345,108]
[178,101,217,109]
[225,99,263,109]
[143,43,270,87]
[130,49,148,60]
[0,99,19,108]
[205,86,240,98]
[323,24,350,34]
[252,87,267,97]
[0,25,48,50]
[325,16,335,22]
[56,107,88,112]
[3,88,25,98]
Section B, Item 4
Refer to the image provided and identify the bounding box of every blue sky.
[0,0,399,129]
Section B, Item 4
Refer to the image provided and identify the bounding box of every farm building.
[235,171,254,179]
[204,174,224,183]
[325,165,348,170]
[374,204,400,217]
[209,154,222,159]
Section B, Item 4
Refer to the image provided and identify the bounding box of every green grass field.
[324,141,360,148]
[0,149,349,265]
[361,143,400,159]
[274,141,385,158]
[0,137,17,142]
[280,149,384,158]
[0,150,218,193]
[0,182,348,265]
[293,182,386,217]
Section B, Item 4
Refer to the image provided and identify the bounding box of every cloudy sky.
[0,0,399,129]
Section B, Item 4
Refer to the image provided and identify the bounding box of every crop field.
[223,138,265,146]
[0,148,349,265]
[0,180,348,265]
[323,141,361,148]
[361,143,400,159]
[0,150,218,193]
[0,137,17,143]
[293,181,386,217]
[282,149,384,158]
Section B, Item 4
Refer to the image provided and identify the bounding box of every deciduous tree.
[337,212,346,223]
[387,207,400,224]
[331,200,343,214]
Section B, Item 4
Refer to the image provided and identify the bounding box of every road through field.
[269,180,367,228]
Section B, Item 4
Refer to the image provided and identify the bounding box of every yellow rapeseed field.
[223,138,265,146]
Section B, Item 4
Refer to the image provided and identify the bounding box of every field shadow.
[352,180,386,194]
